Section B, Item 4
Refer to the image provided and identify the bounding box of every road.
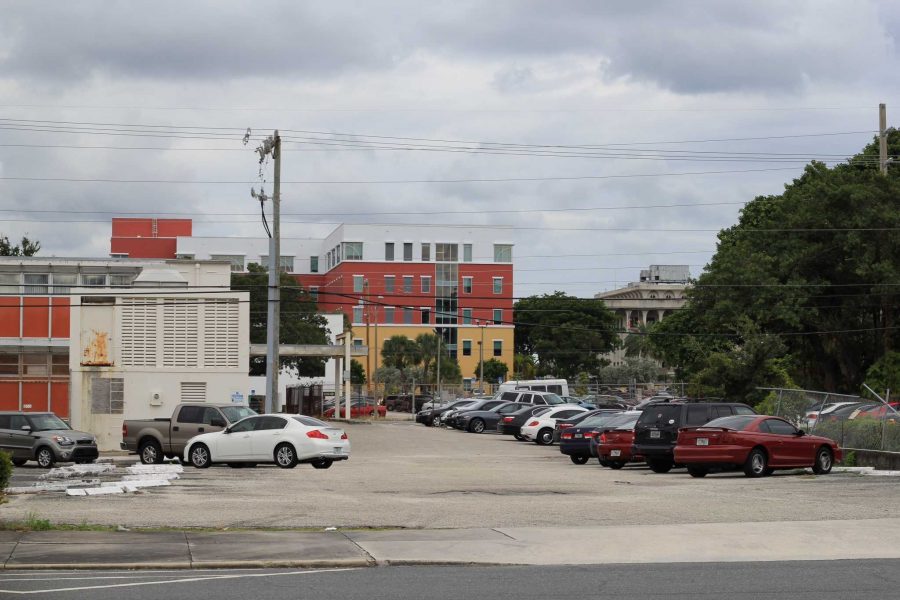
[2,561,899,599]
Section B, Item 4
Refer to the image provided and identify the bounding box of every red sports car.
[593,428,643,469]
[324,399,386,419]
[673,415,841,478]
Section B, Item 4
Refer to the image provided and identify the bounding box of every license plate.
[650,430,661,439]
[611,449,621,457]
[696,438,708,446]
[333,447,343,454]
[575,433,582,438]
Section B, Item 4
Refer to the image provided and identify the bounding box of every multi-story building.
[111,218,516,388]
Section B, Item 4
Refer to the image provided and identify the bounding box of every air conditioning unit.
[150,391,163,406]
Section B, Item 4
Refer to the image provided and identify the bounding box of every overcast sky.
[1,1,898,296]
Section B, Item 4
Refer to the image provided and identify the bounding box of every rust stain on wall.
[82,329,114,366]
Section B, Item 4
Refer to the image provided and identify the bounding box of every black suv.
[633,402,756,473]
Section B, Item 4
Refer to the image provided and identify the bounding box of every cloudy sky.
[1,1,898,296]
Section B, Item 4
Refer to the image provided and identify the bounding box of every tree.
[415,333,441,383]
[598,357,664,385]
[373,366,403,394]
[437,355,463,383]
[232,263,329,376]
[863,351,900,398]
[380,335,422,370]
[514,292,619,379]
[514,353,537,379]
[0,235,40,256]
[623,323,658,360]
[480,358,509,383]
[350,359,366,385]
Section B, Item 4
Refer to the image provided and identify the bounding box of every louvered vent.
[180,381,207,402]
[120,298,158,367]
[163,299,199,367]
[203,299,240,368]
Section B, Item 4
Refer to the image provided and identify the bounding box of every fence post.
[882,389,891,451]
[775,389,784,417]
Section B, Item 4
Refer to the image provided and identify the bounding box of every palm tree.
[623,324,655,360]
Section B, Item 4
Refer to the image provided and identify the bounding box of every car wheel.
[570,455,589,465]
[12,457,27,467]
[513,433,525,441]
[311,458,333,469]
[274,443,298,469]
[743,448,767,478]
[608,461,625,470]
[469,419,486,434]
[36,447,56,469]
[812,446,833,475]
[139,440,164,465]
[648,459,673,474]
[189,443,212,469]
[688,467,708,478]
[536,428,554,445]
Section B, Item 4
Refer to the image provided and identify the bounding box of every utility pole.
[479,320,485,394]
[880,103,888,176]
[436,328,442,402]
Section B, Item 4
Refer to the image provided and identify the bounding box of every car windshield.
[27,414,70,431]
[220,406,257,422]
[603,413,641,428]
[292,416,329,427]
[544,394,565,405]
[702,415,757,430]
[637,405,681,425]
[579,414,622,427]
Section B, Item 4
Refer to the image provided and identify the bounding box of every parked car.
[558,412,633,464]
[496,405,553,440]
[804,401,862,428]
[416,400,475,426]
[520,405,590,445]
[851,402,900,421]
[591,411,644,467]
[577,395,629,410]
[494,390,570,406]
[384,394,433,412]
[185,414,350,469]
[633,396,681,410]
[323,397,386,418]
[820,402,877,422]
[0,412,99,468]
[633,402,756,473]
[497,379,569,396]
[553,409,623,443]
[457,402,531,433]
[122,403,257,464]
[674,414,842,478]
[445,399,509,429]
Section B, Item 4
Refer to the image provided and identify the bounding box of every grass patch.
[0,513,118,533]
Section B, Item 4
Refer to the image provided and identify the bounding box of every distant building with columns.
[594,266,690,367]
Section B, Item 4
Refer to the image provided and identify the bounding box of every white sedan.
[520,405,589,445]
[184,414,350,469]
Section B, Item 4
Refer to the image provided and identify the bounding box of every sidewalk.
[3,518,900,569]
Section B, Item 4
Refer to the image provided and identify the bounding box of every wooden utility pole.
[880,103,888,176]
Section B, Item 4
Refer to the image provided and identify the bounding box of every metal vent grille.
[203,299,240,368]
[180,381,207,402]
[163,299,199,367]
[120,298,158,367]
[91,377,124,414]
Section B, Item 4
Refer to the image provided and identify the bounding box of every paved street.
[3,561,900,599]
[4,420,899,529]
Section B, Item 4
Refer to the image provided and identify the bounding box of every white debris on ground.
[66,479,172,496]
[125,464,183,475]
[8,462,184,496]
[833,466,900,476]
[39,464,117,479]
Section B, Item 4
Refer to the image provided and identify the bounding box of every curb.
[3,558,375,571]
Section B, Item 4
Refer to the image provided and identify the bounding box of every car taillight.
[122,423,127,438]
[527,420,539,427]
[340,432,348,440]
[306,430,329,439]
[561,433,573,440]
[599,432,607,443]
[503,417,514,422]
[559,423,572,429]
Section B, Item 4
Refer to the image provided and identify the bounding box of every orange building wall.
[51,297,70,339]
[0,382,18,410]
[22,297,50,338]
[21,382,49,411]
[51,382,69,417]
[0,297,20,337]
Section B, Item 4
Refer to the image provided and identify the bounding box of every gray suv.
[0,412,99,468]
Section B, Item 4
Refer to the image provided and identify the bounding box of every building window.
[385,243,395,261]
[326,251,332,269]
[463,277,473,294]
[0,352,18,376]
[384,275,395,293]
[310,256,319,273]
[435,243,458,262]
[421,308,430,324]
[493,340,502,357]
[463,244,473,262]
[493,277,503,294]
[353,338,363,347]
[463,378,473,392]
[403,276,413,293]
[343,242,363,261]
[52,353,68,376]
[462,340,472,356]
[494,244,512,263]
[175,253,194,260]
[0,273,20,294]
[421,276,431,293]
[353,306,364,323]
[493,309,502,324]
[421,243,431,261]
[24,273,50,295]
[403,243,413,261]
[211,254,245,272]
[309,286,319,301]
[81,273,107,287]
[462,308,472,324]
[353,275,364,293]
[109,274,133,287]
[51,273,76,294]
[22,353,49,376]
[403,308,413,324]
[384,307,395,323]
[335,245,341,264]
[665,293,673,299]
[280,256,294,272]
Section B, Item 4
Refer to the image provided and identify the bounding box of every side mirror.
[795,429,805,436]
[20,425,32,432]
[211,418,226,428]
[222,427,232,434]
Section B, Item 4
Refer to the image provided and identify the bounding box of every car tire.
[35,447,56,469]
[274,443,298,469]
[12,457,27,467]
[139,440,164,465]
[688,467,708,478]
[469,419,486,434]
[311,458,333,469]
[743,448,767,478]
[812,446,833,475]
[513,433,525,441]
[608,461,625,470]
[648,459,673,474]
[189,443,212,469]
[536,428,554,445]
[570,455,589,465]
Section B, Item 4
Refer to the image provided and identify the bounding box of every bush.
[0,450,12,494]
[812,419,900,452]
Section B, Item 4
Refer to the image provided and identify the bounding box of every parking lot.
[4,419,898,529]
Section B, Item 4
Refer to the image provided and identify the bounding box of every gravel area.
[3,420,898,529]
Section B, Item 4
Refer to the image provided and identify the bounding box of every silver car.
[0,412,99,468]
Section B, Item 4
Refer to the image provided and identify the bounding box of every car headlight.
[52,435,74,446]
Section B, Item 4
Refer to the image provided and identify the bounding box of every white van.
[497,379,569,397]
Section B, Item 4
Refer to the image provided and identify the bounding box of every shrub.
[0,450,12,494]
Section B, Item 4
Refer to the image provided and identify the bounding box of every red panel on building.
[459,264,514,323]
[155,219,192,237]
[110,237,179,259]
[0,297,20,337]
[51,297,70,339]
[22,382,49,412]
[110,217,193,259]
[51,382,69,418]
[22,297,50,338]
[112,218,155,237]
[0,382,18,410]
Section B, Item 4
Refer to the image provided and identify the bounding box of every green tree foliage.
[480,358,509,382]
[514,292,619,379]
[437,355,463,383]
[652,131,900,394]
[623,323,658,359]
[514,353,537,379]
[415,333,440,382]
[598,357,664,385]
[863,351,900,398]
[350,359,366,385]
[0,235,40,256]
[380,335,422,370]
[232,263,329,376]
[0,450,11,494]
[373,366,403,393]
